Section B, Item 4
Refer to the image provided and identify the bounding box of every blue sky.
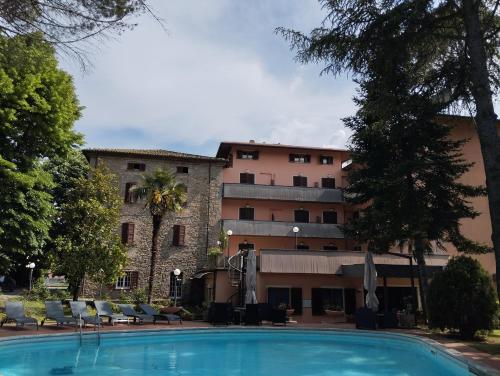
[60,1,358,156]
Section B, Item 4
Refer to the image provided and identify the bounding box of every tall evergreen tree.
[278,0,500,296]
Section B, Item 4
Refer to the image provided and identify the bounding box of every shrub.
[119,288,148,307]
[427,256,497,339]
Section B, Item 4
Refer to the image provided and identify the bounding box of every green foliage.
[118,288,148,307]
[50,162,127,300]
[428,256,497,339]
[134,169,187,217]
[0,34,81,275]
[208,247,222,257]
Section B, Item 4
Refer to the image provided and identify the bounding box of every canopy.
[245,250,258,304]
[364,251,379,311]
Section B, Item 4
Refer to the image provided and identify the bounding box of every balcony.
[223,183,343,203]
[259,249,449,275]
[222,219,344,239]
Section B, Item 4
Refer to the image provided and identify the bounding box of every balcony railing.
[223,183,344,203]
[222,219,344,239]
[259,249,449,274]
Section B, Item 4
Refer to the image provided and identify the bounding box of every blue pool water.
[0,329,479,375]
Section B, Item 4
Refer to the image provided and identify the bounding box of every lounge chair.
[69,301,102,329]
[139,304,182,325]
[94,301,130,325]
[42,301,78,329]
[118,304,155,324]
[0,301,38,330]
[271,308,287,326]
[355,307,377,330]
[244,304,260,326]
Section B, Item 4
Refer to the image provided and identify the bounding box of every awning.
[341,264,444,279]
[190,271,213,279]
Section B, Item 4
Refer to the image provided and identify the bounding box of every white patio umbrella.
[245,250,258,304]
[364,251,379,311]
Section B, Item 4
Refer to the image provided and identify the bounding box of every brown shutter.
[127,223,135,244]
[121,223,128,244]
[130,271,139,290]
[173,225,186,246]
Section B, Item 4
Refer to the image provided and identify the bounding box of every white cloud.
[62,0,357,153]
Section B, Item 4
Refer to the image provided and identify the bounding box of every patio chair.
[94,301,130,326]
[69,301,102,329]
[271,308,287,326]
[118,304,155,324]
[380,311,398,329]
[42,301,78,329]
[139,304,182,325]
[244,304,260,326]
[355,307,377,330]
[258,303,273,322]
[0,301,38,330]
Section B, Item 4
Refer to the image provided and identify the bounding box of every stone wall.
[82,152,224,302]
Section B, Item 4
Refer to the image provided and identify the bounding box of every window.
[319,156,333,165]
[121,222,135,244]
[297,243,309,250]
[239,207,255,220]
[177,166,189,174]
[124,182,137,203]
[169,271,183,298]
[294,209,309,223]
[323,244,339,251]
[240,173,255,184]
[267,287,303,314]
[353,245,362,252]
[323,211,338,224]
[127,162,146,171]
[321,178,336,189]
[172,225,186,246]
[115,271,138,290]
[237,150,259,160]
[238,243,255,251]
[312,288,344,315]
[293,176,308,187]
[289,154,311,163]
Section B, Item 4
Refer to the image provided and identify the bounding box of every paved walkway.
[1,321,499,373]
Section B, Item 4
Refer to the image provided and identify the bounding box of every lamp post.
[26,262,35,291]
[173,268,181,307]
[292,226,300,250]
[226,229,233,267]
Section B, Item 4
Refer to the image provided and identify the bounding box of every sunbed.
[69,301,102,329]
[139,304,182,324]
[118,304,155,324]
[42,301,78,329]
[0,301,38,329]
[94,301,130,325]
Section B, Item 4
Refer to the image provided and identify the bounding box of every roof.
[216,141,349,159]
[435,113,500,124]
[82,148,227,163]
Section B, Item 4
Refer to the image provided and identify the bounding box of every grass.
[465,330,500,356]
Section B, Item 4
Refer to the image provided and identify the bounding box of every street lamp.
[173,268,181,307]
[26,262,35,291]
[292,226,300,250]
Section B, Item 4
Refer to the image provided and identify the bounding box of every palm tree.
[134,169,187,303]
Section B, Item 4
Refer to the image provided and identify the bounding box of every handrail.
[96,313,101,346]
[79,313,82,345]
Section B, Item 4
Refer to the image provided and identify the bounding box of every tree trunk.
[462,0,500,297]
[147,215,162,304]
[413,236,428,322]
[70,278,82,301]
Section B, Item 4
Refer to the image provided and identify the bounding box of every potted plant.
[278,303,294,317]
[207,246,223,269]
[324,304,345,322]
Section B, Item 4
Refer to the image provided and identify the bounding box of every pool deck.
[1,320,499,373]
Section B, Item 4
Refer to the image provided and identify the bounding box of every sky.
[60,0,358,156]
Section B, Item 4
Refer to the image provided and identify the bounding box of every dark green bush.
[427,256,497,339]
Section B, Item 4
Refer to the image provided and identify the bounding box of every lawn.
[466,330,500,356]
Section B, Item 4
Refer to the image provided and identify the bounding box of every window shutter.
[121,223,128,244]
[125,182,136,203]
[173,225,186,246]
[127,223,135,244]
[130,271,139,290]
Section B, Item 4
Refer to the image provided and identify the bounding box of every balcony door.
[294,209,309,223]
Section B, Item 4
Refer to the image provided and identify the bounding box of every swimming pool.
[0,328,495,375]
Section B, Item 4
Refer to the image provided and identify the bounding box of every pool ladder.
[78,313,101,346]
